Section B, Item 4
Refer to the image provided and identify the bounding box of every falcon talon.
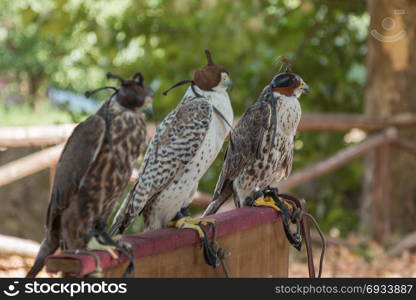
[199,218,216,226]
[115,239,132,251]
[247,194,282,213]
[246,187,305,252]
[90,228,136,278]
[87,237,119,259]
[170,215,226,270]
[111,234,123,243]
[170,216,209,239]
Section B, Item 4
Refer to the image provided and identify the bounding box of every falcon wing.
[46,115,106,229]
[204,101,270,215]
[111,98,212,234]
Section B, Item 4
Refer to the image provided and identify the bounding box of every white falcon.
[111,50,233,234]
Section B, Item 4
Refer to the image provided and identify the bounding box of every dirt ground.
[289,236,416,277]
[0,254,54,278]
[1,236,415,278]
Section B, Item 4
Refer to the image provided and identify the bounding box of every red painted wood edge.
[46,207,281,277]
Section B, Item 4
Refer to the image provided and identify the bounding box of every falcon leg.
[87,233,132,257]
[87,236,119,259]
[245,187,302,250]
[178,206,192,218]
[169,212,223,268]
[86,218,135,277]
[169,216,216,240]
[246,187,292,211]
[86,218,120,259]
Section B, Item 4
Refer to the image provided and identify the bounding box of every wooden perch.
[0,144,64,187]
[46,207,288,278]
[277,128,398,191]
[0,234,40,257]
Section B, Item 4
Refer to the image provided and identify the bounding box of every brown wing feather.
[204,101,270,215]
[46,115,106,229]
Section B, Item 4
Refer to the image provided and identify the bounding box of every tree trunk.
[27,70,44,112]
[362,0,416,240]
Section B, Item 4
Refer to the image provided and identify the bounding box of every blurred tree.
[0,0,369,235]
[362,0,416,240]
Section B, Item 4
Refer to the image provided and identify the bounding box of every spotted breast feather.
[110,98,212,234]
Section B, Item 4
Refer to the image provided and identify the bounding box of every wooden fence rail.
[1,113,416,148]
[0,124,76,147]
[278,128,398,191]
[0,144,64,187]
[0,113,415,213]
[298,113,416,131]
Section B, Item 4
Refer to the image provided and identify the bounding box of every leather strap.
[279,193,317,278]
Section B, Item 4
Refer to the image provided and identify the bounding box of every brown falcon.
[203,71,308,216]
[26,72,153,278]
[110,50,233,237]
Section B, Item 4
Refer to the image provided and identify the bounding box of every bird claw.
[170,216,215,239]
[248,187,303,251]
[111,234,123,242]
[170,215,222,268]
[87,236,119,259]
[247,187,293,212]
[253,196,282,212]
[110,235,132,250]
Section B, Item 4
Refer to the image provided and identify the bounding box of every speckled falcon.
[203,71,308,215]
[110,50,233,235]
[26,72,153,278]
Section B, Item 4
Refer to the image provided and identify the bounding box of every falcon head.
[162,50,232,96]
[85,72,154,114]
[193,49,232,92]
[107,72,154,114]
[270,72,309,99]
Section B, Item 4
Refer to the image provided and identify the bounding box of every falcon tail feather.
[203,181,233,216]
[26,236,59,278]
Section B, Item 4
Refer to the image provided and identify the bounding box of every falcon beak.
[224,79,233,89]
[302,83,310,94]
[142,99,153,116]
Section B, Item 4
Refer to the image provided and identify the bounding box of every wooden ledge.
[46,207,288,278]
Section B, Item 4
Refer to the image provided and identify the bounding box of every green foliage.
[0,100,72,126]
[0,0,369,235]
[353,241,374,263]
